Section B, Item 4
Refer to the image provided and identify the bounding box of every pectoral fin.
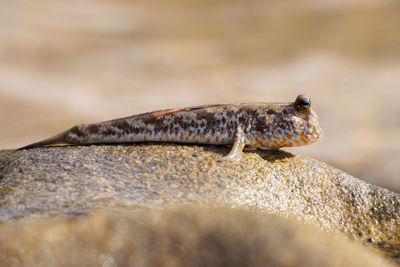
[218,124,246,161]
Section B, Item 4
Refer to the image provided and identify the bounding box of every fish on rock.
[19,94,323,160]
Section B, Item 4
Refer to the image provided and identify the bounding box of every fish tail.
[18,130,69,150]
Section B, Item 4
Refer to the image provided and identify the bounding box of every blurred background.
[1,0,399,190]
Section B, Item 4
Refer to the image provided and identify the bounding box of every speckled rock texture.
[1,144,400,261]
[0,207,394,267]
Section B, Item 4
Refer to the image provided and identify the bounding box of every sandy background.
[1,0,399,190]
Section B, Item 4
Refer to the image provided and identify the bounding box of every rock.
[0,207,394,267]
[0,144,400,261]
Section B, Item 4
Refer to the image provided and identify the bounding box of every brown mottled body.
[19,95,322,160]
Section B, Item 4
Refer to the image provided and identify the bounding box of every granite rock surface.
[0,207,394,267]
[0,144,399,261]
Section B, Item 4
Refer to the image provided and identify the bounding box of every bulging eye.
[300,99,310,108]
[294,94,311,112]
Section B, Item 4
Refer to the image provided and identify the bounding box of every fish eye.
[300,99,310,108]
[294,94,311,111]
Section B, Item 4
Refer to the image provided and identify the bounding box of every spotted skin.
[19,95,323,160]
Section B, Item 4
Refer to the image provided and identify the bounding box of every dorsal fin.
[146,104,224,121]
[101,104,226,124]
[149,108,191,120]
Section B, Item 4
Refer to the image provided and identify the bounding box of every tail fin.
[18,130,69,150]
